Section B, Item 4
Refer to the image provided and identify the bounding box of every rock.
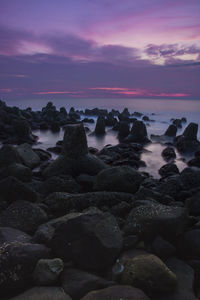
[180,167,200,190]
[9,287,72,300]
[162,147,176,161]
[178,229,200,259]
[154,258,197,300]
[43,124,107,177]
[188,156,200,168]
[121,254,177,295]
[142,116,150,122]
[0,176,37,203]
[118,121,130,139]
[16,143,40,169]
[50,122,60,132]
[173,119,182,128]
[186,191,200,215]
[164,125,177,137]
[151,236,176,259]
[158,175,182,198]
[39,175,81,196]
[0,163,32,182]
[94,116,106,135]
[159,163,179,178]
[61,268,115,299]
[0,242,50,295]
[50,210,123,271]
[76,174,95,192]
[125,121,150,144]
[0,145,21,168]
[0,200,48,234]
[123,202,188,241]
[32,223,55,244]
[34,148,52,161]
[94,166,143,194]
[44,191,134,217]
[81,285,149,300]
[13,119,36,144]
[176,123,200,153]
[33,258,64,285]
[0,227,31,246]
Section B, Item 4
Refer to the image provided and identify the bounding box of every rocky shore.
[0,99,200,299]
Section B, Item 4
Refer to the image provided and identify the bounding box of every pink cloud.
[0,88,12,93]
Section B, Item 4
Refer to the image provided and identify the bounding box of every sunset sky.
[0,0,200,99]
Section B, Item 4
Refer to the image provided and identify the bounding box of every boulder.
[50,210,123,271]
[180,167,200,190]
[162,147,176,161]
[0,227,31,246]
[61,268,115,299]
[94,166,143,194]
[43,124,107,177]
[0,145,21,168]
[0,163,32,182]
[9,287,71,300]
[0,200,48,234]
[118,121,130,139]
[176,123,200,153]
[123,202,188,241]
[159,163,179,178]
[178,229,200,259]
[33,258,64,285]
[16,143,40,169]
[121,254,177,295]
[0,176,37,203]
[0,242,50,295]
[125,121,150,144]
[151,236,176,259]
[81,285,149,300]
[186,191,200,215]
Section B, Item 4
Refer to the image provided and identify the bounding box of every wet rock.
[81,285,149,300]
[176,122,200,153]
[32,223,55,244]
[33,258,64,285]
[164,124,177,137]
[16,143,40,169]
[94,166,143,194]
[178,229,200,259]
[0,227,31,246]
[173,119,182,128]
[188,156,200,168]
[0,242,50,295]
[50,122,60,132]
[180,167,200,190]
[9,287,71,300]
[50,210,123,271]
[162,147,176,161]
[0,200,48,234]
[125,121,150,144]
[186,191,200,215]
[94,116,106,135]
[123,202,188,241]
[151,236,176,259]
[13,119,36,144]
[61,268,115,299]
[34,148,52,161]
[0,176,37,203]
[117,121,130,140]
[121,254,177,296]
[43,124,107,177]
[159,163,179,178]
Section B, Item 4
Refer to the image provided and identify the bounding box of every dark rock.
[159,163,179,177]
[178,229,200,259]
[9,287,71,300]
[117,121,130,139]
[162,147,176,161]
[50,122,60,132]
[176,123,200,153]
[164,124,177,137]
[0,145,21,168]
[43,124,107,177]
[81,285,149,300]
[34,149,52,161]
[142,116,150,122]
[0,227,31,245]
[94,116,106,135]
[188,156,200,168]
[39,175,81,196]
[44,191,134,217]
[0,200,48,234]
[186,191,200,215]
[32,223,55,244]
[121,254,177,296]
[16,143,40,169]
[33,258,64,285]
[123,202,188,241]
[173,119,182,128]
[0,163,32,182]
[76,174,95,192]
[50,210,123,271]
[151,236,176,259]
[94,166,143,194]
[125,121,150,144]
[180,167,200,190]
[61,268,115,299]
[0,176,37,203]
[0,242,50,295]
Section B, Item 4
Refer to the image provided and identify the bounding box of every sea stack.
[43,124,107,177]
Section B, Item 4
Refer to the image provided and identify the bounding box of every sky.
[0,0,200,100]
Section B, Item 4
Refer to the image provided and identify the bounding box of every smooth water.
[5,98,200,178]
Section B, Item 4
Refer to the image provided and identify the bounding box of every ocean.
[5,98,200,178]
